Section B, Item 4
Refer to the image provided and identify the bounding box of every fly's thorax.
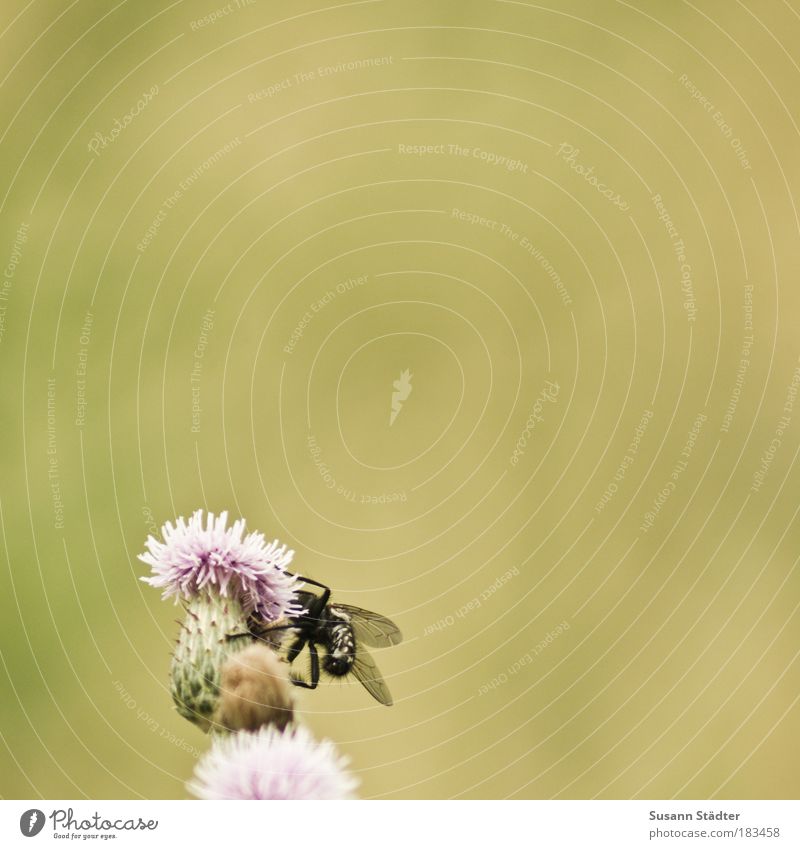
[294,590,318,614]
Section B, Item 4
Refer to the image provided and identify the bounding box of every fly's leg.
[287,574,331,622]
[291,642,320,690]
[287,635,307,664]
[226,623,298,642]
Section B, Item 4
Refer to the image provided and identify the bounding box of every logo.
[19,809,45,837]
[390,369,413,426]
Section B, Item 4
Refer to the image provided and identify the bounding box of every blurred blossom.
[189,725,359,800]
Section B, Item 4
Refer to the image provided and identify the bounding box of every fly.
[236,576,402,706]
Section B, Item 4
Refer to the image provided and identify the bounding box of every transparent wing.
[351,645,393,706]
[332,604,403,647]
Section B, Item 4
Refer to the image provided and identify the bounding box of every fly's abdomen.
[323,622,356,676]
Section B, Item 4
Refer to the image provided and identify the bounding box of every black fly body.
[231,576,402,706]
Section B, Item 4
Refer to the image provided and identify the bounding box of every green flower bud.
[171,593,250,731]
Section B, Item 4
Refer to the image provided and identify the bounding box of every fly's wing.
[332,604,403,648]
[351,645,393,706]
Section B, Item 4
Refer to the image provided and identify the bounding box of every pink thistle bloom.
[189,725,359,800]
[139,510,301,622]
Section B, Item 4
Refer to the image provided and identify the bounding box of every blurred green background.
[1,0,799,799]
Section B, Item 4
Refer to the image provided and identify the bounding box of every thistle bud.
[214,643,294,732]
[171,593,251,730]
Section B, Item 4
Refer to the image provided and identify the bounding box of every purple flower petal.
[139,510,301,622]
[189,725,358,800]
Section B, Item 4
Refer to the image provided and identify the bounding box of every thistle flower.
[139,510,302,731]
[139,509,300,622]
[189,725,359,800]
